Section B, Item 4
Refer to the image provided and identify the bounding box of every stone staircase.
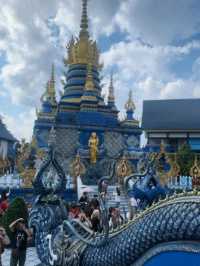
[106,186,129,216]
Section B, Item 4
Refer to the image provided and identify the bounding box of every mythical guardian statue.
[30,147,200,266]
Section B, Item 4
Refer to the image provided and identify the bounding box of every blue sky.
[0,0,200,140]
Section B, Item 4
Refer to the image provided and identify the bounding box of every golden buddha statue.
[88,132,99,164]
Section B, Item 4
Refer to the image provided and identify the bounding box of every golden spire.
[47,63,56,104]
[108,73,115,103]
[125,89,136,112]
[51,63,55,83]
[41,64,56,105]
[85,64,95,90]
[66,0,101,69]
[80,0,89,39]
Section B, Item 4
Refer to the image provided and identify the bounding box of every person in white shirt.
[129,196,138,220]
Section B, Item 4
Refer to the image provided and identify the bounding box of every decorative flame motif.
[167,154,180,178]
[116,155,132,183]
[190,155,200,188]
[33,128,66,195]
[190,155,200,178]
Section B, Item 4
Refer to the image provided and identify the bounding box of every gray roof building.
[0,119,16,142]
[142,99,200,131]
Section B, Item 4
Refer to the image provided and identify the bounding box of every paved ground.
[2,248,41,266]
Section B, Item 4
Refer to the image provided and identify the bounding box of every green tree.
[177,143,195,176]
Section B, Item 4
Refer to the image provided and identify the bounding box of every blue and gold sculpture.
[30,146,200,266]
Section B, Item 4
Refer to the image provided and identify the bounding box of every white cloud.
[0,0,200,141]
[102,40,200,79]
[102,38,200,122]
[116,0,200,45]
[0,0,122,108]
[3,108,36,141]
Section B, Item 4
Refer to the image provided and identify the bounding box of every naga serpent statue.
[30,146,200,266]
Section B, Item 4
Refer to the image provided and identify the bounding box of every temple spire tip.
[79,0,89,38]
[108,72,115,103]
[51,63,55,82]
[125,89,136,112]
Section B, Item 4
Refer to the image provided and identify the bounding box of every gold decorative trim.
[167,153,180,178]
[70,154,86,188]
[190,155,200,178]
[116,155,133,183]
[61,98,81,103]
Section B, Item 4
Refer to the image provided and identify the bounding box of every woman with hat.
[9,218,32,266]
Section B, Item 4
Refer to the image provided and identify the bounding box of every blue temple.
[33,2,142,184]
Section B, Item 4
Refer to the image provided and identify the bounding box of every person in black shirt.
[79,192,89,204]
[90,199,101,232]
[9,218,32,266]
[79,192,89,211]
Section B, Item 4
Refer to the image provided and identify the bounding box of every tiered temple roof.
[34,0,142,166]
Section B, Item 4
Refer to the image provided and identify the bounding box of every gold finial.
[80,0,89,39]
[66,0,101,69]
[49,63,55,90]
[108,72,115,103]
[190,155,200,179]
[85,64,95,90]
[51,63,55,83]
[44,64,56,104]
[125,90,136,112]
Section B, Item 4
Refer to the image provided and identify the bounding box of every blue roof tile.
[142,99,200,131]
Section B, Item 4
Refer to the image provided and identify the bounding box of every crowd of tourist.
[68,192,102,232]
[0,187,139,266]
[68,188,139,232]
